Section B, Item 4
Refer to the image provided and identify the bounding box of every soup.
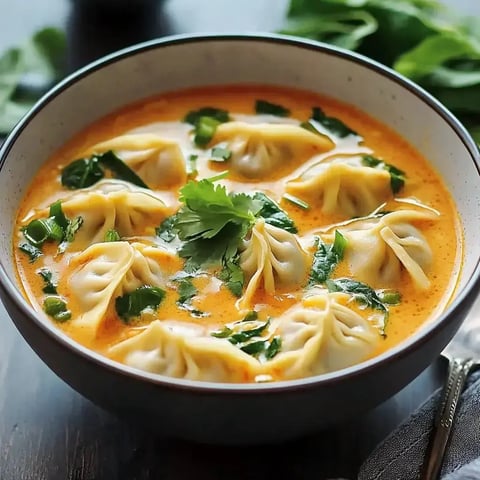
[13,85,461,383]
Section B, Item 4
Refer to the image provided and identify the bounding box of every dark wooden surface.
[0,1,473,479]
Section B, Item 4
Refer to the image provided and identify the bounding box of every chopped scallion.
[282,193,310,210]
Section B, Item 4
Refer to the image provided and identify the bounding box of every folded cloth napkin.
[358,369,480,480]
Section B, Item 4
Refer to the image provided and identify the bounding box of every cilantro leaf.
[211,314,282,360]
[362,155,406,194]
[18,241,42,262]
[218,256,244,297]
[38,268,57,294]
[253,192,298,233]
[174,179,261,267]
[309,231,347,286]
[156,215,177,243]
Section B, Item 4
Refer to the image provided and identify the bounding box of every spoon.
[421,304,480,480]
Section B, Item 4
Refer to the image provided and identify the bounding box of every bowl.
[0,34,479,445]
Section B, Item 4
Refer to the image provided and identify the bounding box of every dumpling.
[286,157,392,217]
[211,121,333,179]
[85,133,187,189]
[329,209,437,289]
[266,288,379,379]
[238,218,311,308]
[108,320,261,382]
[57,180,170,249]
[66,241,173,341]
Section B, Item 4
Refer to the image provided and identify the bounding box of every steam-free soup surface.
[14,85,461,383]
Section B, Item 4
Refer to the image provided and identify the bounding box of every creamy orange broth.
[14,85,462,379]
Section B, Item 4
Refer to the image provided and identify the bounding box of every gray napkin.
[358,369,480,480]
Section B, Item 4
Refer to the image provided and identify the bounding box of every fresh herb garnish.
[218,256,244,297]
[282,193,310,210]
[253,192,298,233]
[98,150,148,188]
[156,215,177,243]
[326,277,397,335]
[255,99,290,117]
[183,107,230,147]
[211,146,232,162]
[43,296,71,322]
[173,178,261,268]
[175,277,208,318]
[378,289,401,305]
[184,107,230,125]
[211,313,282,360]
[187,154,198,178]
[58,215,84,253]
[61,150,148,190]
[22,218,63,246]
[60,157,104,189]
[309,231,347,286]
[18,241,42,262]
[115,285,166,323]
[361,155,406,194]
[38,268,57,294]
[302,107,357,138]
[104,229,121,242]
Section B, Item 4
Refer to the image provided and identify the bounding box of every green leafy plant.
[0,28,66,134]
[281,0,480,143]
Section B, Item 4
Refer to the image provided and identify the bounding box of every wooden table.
[0,1,476,478]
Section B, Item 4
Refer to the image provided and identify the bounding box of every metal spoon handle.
[421,357,475,480]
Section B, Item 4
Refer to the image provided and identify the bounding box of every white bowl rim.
[1,32,479,394]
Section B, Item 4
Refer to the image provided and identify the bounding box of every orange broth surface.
[13,85,462,377]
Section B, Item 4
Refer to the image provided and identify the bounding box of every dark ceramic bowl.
[0,34,479,445]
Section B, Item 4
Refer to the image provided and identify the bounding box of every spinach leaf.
[253,192,298,233]
[309,231,346,286]
[0,27,66,134]
[326,277,387,313]
[255,99,290,117]
[303,106,357,138]
[96,150,148,188]
[38,268,57,294]
[361,155,406,194]
[326,277,399,335]
[281,0,480,144]
[115,286,165,323]
[61,157,104,189]
[61,151,148,190]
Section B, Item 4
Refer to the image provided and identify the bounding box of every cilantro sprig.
[173,179,262,268]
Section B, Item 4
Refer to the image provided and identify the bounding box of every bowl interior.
[1,35,479,369]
